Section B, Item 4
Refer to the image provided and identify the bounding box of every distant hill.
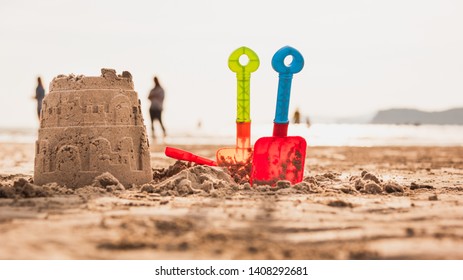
[371,108,463,125]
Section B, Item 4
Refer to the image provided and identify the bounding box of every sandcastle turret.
[34,69,152,188]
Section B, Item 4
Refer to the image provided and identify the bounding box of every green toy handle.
[228,46,260,122]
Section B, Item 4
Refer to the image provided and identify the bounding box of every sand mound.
[0,172,127,199]
[93,172,125,191]
[152,161,192,183]
[141,165,236,197]
[0,176,72,199]
[1,161,411,199]
[140,163,409,198]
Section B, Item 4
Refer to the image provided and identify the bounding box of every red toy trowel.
[216,46,259,182]
[165,146,217,166]
[251,46,306,186]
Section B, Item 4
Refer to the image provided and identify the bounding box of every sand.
[0,142,462,259]
[35,69,151,187]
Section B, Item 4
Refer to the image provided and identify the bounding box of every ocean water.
[2,124,462,147]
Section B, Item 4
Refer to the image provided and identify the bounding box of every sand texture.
[35,69,151,187]
[1,143,463,259]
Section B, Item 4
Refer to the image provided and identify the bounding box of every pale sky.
[1,0,462,131]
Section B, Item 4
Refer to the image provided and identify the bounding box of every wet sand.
[0,142,462,259]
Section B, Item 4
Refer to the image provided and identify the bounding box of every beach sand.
[0,142,462,259]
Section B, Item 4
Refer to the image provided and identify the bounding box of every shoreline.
[2,123,463,147]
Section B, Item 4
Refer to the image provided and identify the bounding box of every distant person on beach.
[305,116,311,127]
[148,76,167,139]
[34,77,45,119]
[292,108,301,124]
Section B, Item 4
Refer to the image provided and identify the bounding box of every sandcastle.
[34,69,152,188]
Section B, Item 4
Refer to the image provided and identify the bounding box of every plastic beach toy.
[216,46,259,182]
[165,146,217,166]
[251,46,307,186]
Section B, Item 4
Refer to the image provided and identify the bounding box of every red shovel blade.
[251,136,306,186]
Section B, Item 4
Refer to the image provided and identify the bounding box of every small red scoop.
[165,146,217,166]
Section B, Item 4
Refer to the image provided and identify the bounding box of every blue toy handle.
[271,46,304,124]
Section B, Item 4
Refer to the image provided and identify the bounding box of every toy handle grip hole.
[271,46,304,74]
[284,55,293,67]
[239,54,249,66]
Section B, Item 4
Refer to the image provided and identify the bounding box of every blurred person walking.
[34,77,45,119]
[292,108,301,124]
[148,76,167,140]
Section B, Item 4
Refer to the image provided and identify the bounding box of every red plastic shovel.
[216,46,259,182]
[165,146,217,166]
[251,46,306,186]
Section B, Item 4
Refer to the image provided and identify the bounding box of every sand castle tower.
[34,69,152,188]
